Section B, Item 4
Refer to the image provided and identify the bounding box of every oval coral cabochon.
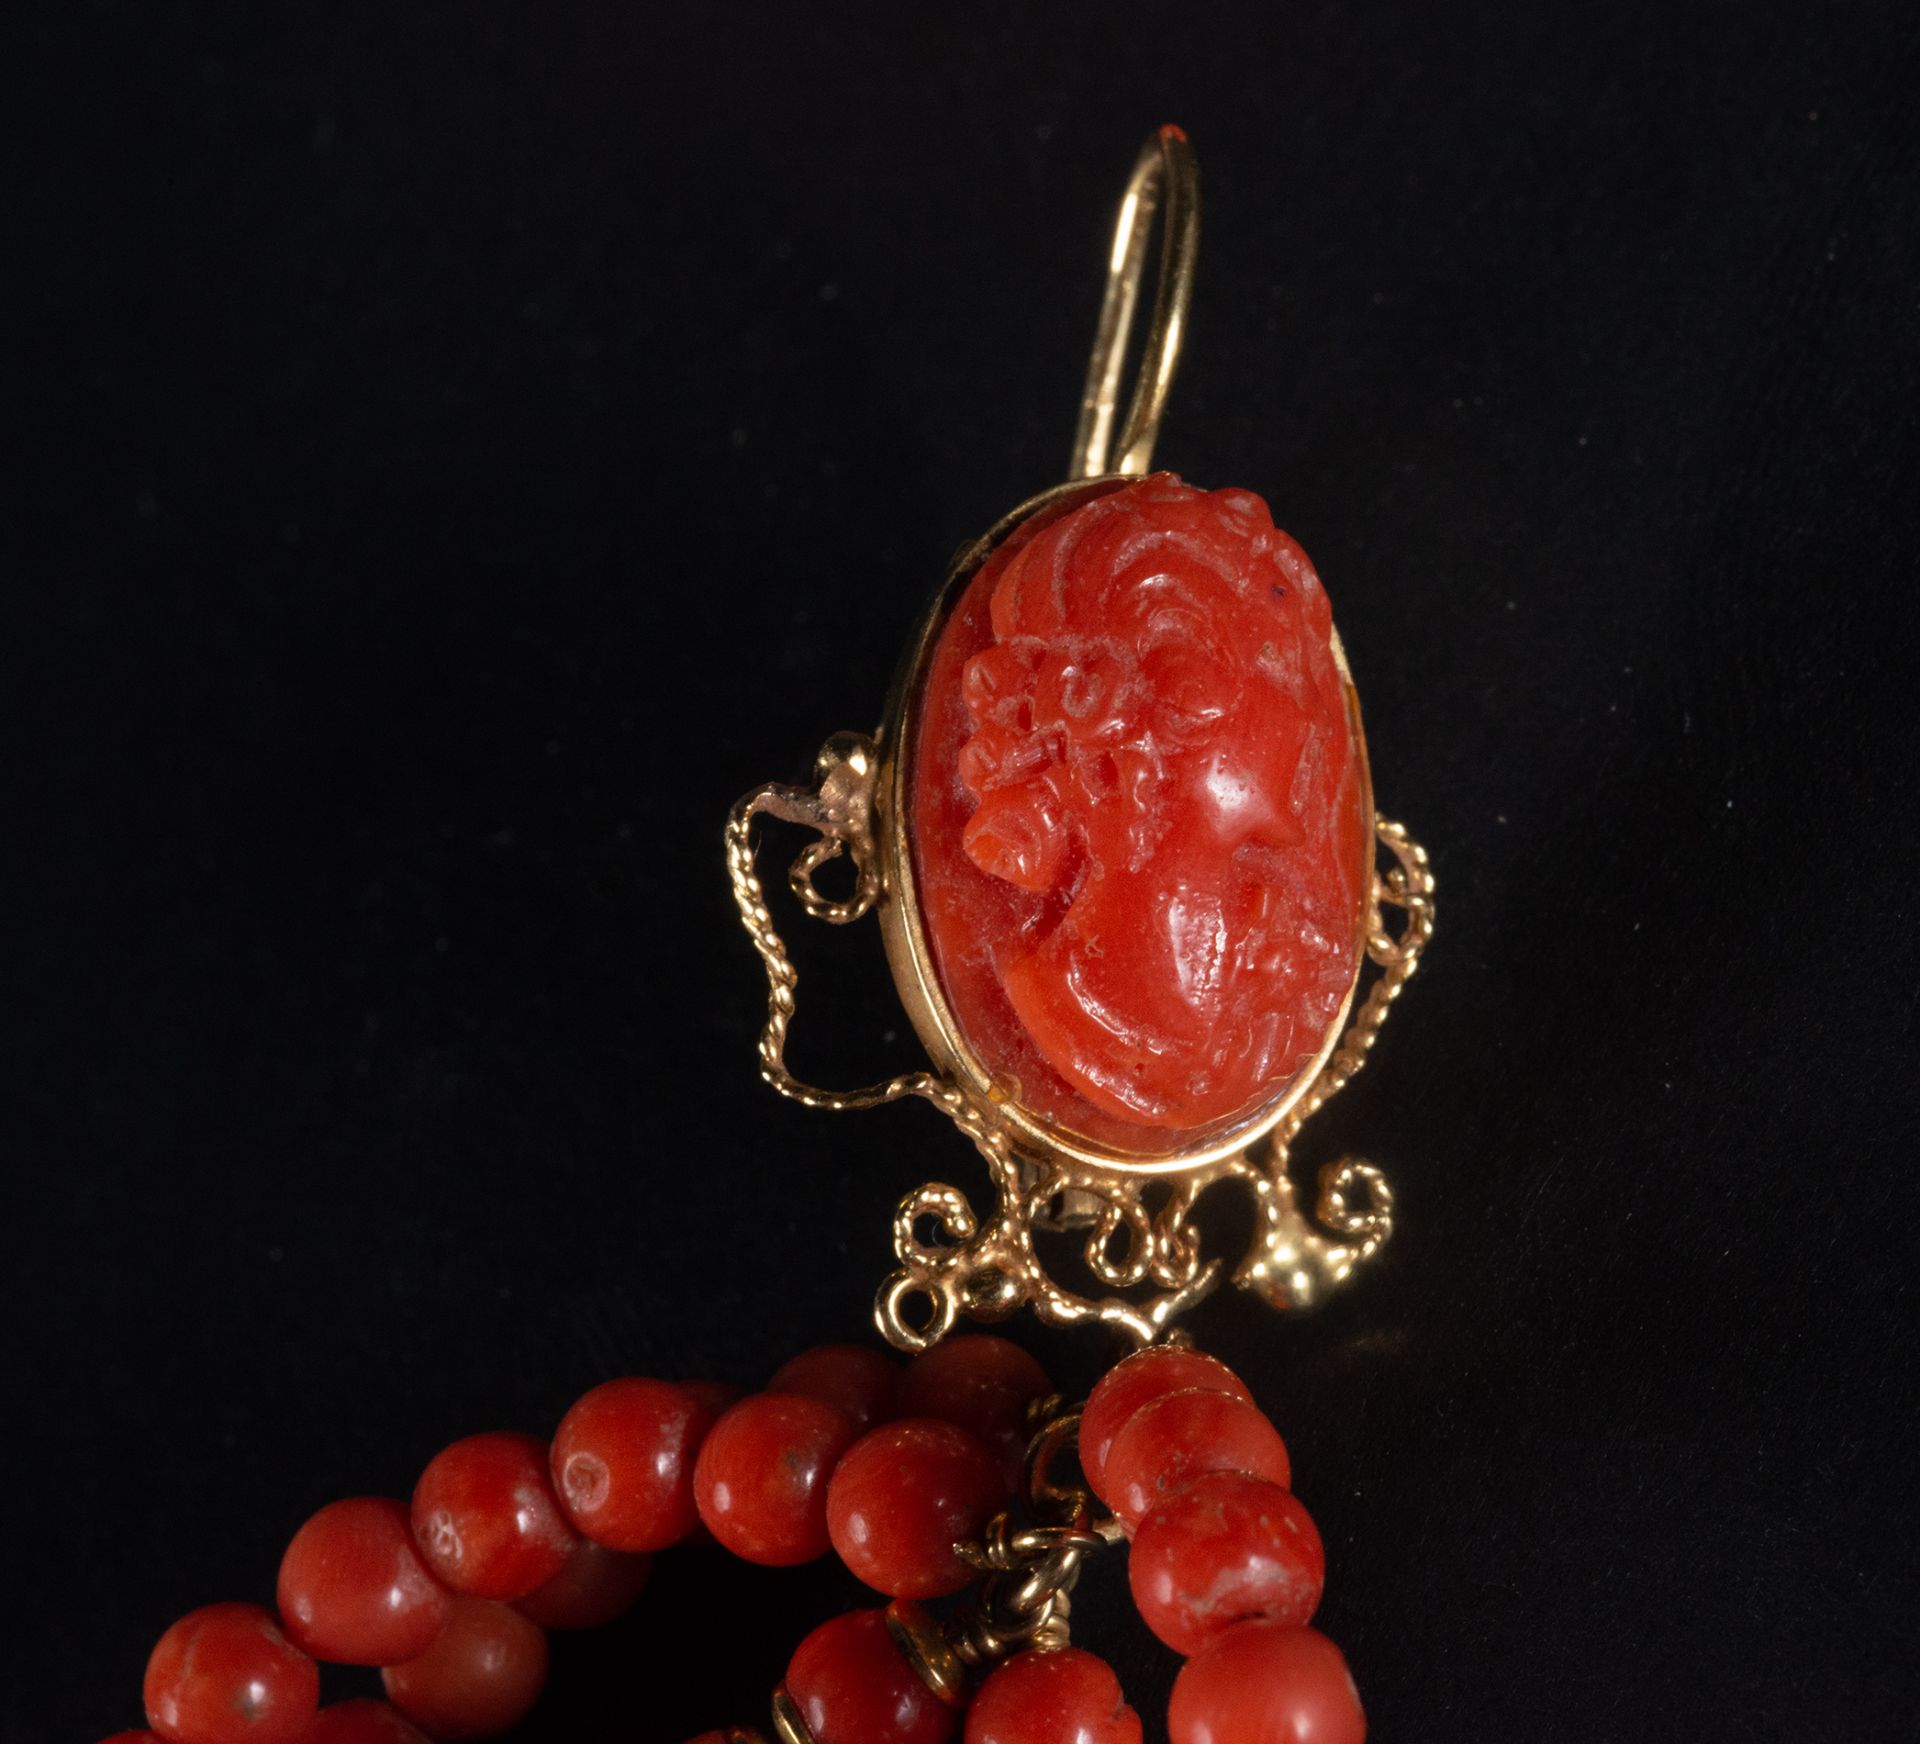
[900,474,1373,1162]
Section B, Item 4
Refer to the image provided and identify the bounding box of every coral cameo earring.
[102,129,1430,1744]
[728,127,1433,1351]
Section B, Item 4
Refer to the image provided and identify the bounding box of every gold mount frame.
[726,128,1435,1351]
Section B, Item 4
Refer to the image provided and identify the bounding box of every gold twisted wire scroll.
[728,755,1431,1349]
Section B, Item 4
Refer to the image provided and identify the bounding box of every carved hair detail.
[950,476,1364,1130]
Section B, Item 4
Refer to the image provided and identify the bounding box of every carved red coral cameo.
[909,474,1372,1154]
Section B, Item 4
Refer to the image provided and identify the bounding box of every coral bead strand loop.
[109,1337,1370,1744]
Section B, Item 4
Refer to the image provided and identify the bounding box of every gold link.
[949,1393,1121,1667]
[1020,1404,1093,1527]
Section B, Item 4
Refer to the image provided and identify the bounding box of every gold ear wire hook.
[1070,125,1201,481]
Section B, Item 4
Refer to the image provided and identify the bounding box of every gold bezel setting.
[873,475,1376,1180]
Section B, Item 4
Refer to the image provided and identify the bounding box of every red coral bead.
[771,1343,900,1432]
[784,1607,958,1744]
[410,1432,576,1601]
[693,1392,858,1565]
[1129,1472,1325,1654]
[551,1377,721,1553]
[893,1335,1051,1483]
[276,1497,451,1666]
[827,1419,1006,1598]
[513,1538,652,1630]
[1167,1620,1364,1744]
[1078,1347,1253,1497]
[296,1702,433,1744]
[1098,1388,1290,1530]
[964,1646,1143,1744]
[143,1602,319,1744]
[380,1598,548,1741]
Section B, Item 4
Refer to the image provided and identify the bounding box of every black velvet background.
[5,3,1917,1738]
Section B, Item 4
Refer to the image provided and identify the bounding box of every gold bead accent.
[769,1688,815,1744]
[885,1600,970,1707]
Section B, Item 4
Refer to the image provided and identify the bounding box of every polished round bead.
[771,1343,900,1432]
[380,1598,548,1741]
[551,1377,721,1552]
[1099,1388,1290,1530]
[1130,1472,1324,1654]
[893,1335,1051,1482]
[785,1607,958,1744]
[296,1701,434,1744]
[513,1538,652,1630]
[964,1646,1143,1744]
[694,1392,858,1565]
[828,1418,1006,1598]
[1168,1621,1364,1744]
[410,1432,576,1601]
[277,1497,451,1666]
[1079,1347,1253,1496]
[144,1602,319,1744]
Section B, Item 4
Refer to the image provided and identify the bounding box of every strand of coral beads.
[108,1337,1365,1744]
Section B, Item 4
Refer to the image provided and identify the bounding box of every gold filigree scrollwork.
[728,742,1434,1351]
[726,731,933,1112]
[1237,819,1433,1309]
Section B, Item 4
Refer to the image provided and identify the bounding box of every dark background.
[5,2,1916,1738]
